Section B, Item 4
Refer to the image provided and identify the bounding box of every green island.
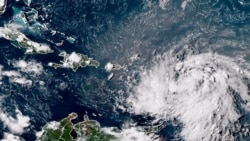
[0,5,99,71]
[48,51,100,72]
[37,113,116,141]
[0,27,54,54]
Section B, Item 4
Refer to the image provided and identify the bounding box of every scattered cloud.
[0,109,30,135]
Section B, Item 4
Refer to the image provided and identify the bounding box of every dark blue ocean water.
[1,0,250,140]
[0,0,143,140]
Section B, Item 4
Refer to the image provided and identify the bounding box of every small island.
[48,51,100,72]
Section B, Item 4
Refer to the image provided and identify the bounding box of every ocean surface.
[2,0,250,140]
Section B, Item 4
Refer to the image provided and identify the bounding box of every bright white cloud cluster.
[46,121,60,130]
[0,0,5,7]
[127,52,250,140]
[35,121,60,139]
[159,0,169,9]
[14,60,43,75]
[157,0,191,10]
[0,109,30,135]
[105,62,122,72]
[2,71,21,77]
[68,52,82,63]
[1,132,24,141]
[0,0,7,15]
[0,60,43,86]
[181,0,189,10]
[0,65,32,86]
[105,62,114,72]
[10,78,32,86]
[103,127,155,141]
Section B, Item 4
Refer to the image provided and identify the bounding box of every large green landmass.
[48,52,100,72]
[37,113,116,141]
